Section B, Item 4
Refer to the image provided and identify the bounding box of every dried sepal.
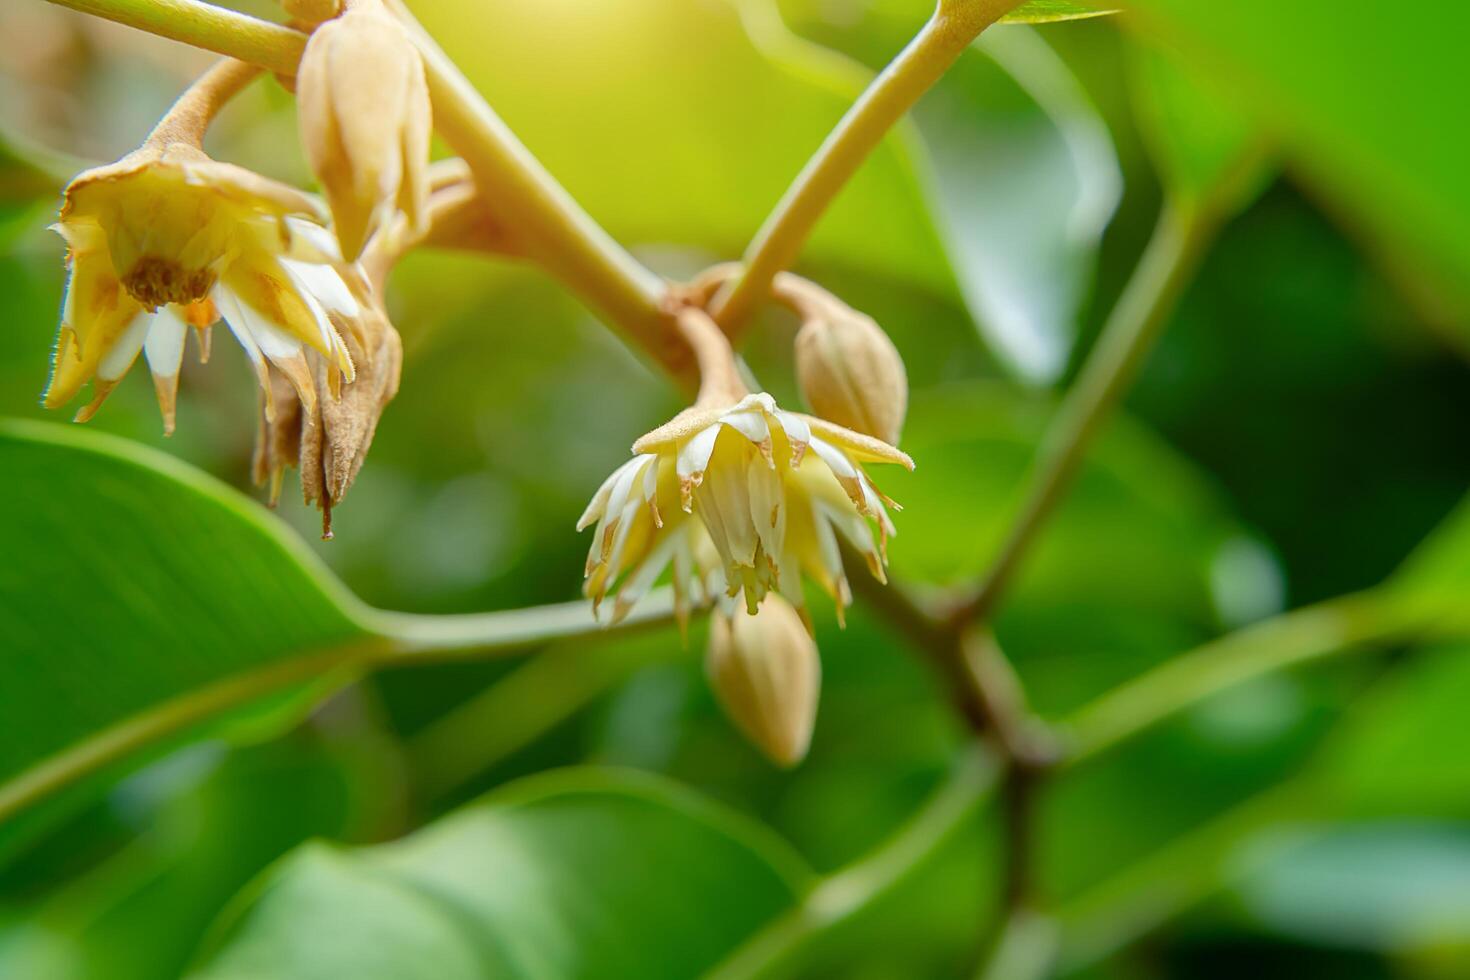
[296,0,431,260]
[253,288,402,537]
[706,595,821,767]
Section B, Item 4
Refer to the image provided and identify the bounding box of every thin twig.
[706,743,1002,980]
[956,199,1213,624]
[710,0,1024,335]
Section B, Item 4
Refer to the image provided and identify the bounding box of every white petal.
[718,408,770,447]
[747,457,786,563]
[277,259,347,354]
[774,410,811,446]
[283,216,344,262]
[603,456,648,531]
[810,498,845,583]
[213,286,266,373]
[281,257,360,318]
[861,476,895,536]
[677,424,720,483]
[97,313,150,381]
[614,529,682,618]
[577,455,645,531]
[603,494,647,577]
[143,306,188,378]
[809,436,858,482]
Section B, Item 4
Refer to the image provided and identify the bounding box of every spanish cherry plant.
[5,0,1468,976]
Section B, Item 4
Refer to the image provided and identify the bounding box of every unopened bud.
[296,0,430,260]
[281,0,341,26]
[706,596,820,767]
[792,295,907,446]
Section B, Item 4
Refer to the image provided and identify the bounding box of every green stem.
[407,639,684,801]
[43,0,676,375]
[368,589,683,662]
[958,198,1214,624]
[710,0,1023,335]
[974,908,1060,980]
[0,591,687,828]
[1061,590,1410,767]
[706,743,1002,980]
[44,0,305,75]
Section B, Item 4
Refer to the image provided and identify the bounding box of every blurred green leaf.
[411,0,952,295]
[1119,0,1470,345]
[0,725,401,980]
[895,381,1233,613]
[1309,643,1470,816]
[1381,496,1470,634]
[191,769,812,979]
[0,128,84,202]
[0,420,370,861]
[1003,2,1118,24]
[917,25,1121,381]
[773,0,1121,380]
[1128,44,1268,211]
[1231,823,1470,953]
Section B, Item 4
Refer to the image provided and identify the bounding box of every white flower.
[580,392,912,624]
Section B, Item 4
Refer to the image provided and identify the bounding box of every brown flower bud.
[253,280,402,538]
[280,0,342,26]
[787,283,908,446]
[706,596,821,767]
[296,0,430,261]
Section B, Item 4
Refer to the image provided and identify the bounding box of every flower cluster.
[41,2,431,528]
[579,309,912,630]
[31,4,917,768]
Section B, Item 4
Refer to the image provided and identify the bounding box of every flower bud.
[793,301,908,447]
[706,596,821,767]
[296,0,430,260]
[281,0,341,26]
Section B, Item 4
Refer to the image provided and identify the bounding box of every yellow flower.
[45,141,363,433]
[580,392,912,624]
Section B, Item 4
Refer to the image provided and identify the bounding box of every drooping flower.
[579,309,912,625]
[45,138,362,434]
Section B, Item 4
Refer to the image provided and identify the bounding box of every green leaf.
[0,420,371,860]
[1002,1,1118,25]
[894,382,1235,605]
[190,770,812,980]
[1118,0,1470,348]
[0,729,401,980]
[1231,823,1470,953]
[917,25,1122,381]
[1128,44,1269,211]
[1310,644,1470,815]
[1380,495,1470,635]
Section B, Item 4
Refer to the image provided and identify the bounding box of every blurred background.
[1,0,1468,977]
